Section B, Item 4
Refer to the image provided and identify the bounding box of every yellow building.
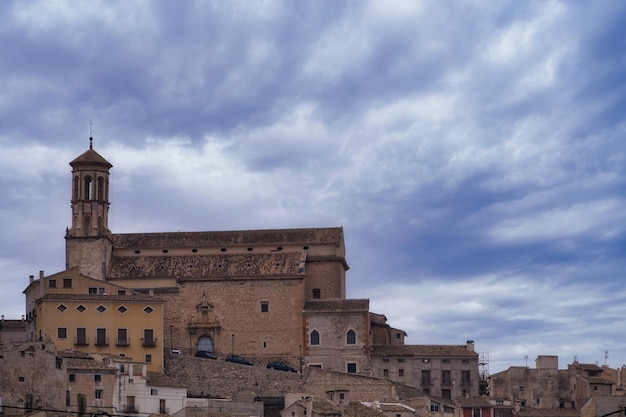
[23,268,164,373]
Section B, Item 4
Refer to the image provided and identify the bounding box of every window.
[310,330,320,345]
[94,374,101,382]
[143,329,155,347]
[57,304,67,312]
[326,392,334,401]
[443,359,450,363]
[519,385,524,392]
[383,369,389,377]
[430,402,440,412]
[346,329,356,345]
[117,329,129,346]
[473,408,481,417]
[117,290,127,295]
[339,393,345,400]
[442,370,452,386]
[19,376,25,382]
[58,328,67,339]
[76,305,86,313]
[56,358,62,369]
[89,288,97,294]
[422,370,431,386]
[144,306,154,314]
[96,328,107,346]
[117,306,128,314]
[146,354,152,363]
[95,390,103,399]
[63,278,72,288]
[260,301,269,313]
[347,362,357,373]
[96,305,107,313]
[398,369,404,377]
[396,332,401,339]
[49,279,57,288]
[397,358,405,363]
[66,390,70,406]
[69,374,76,382]
[150,389,158,396]
[462,370,471,385]
[442,389,451,399]
[76,328,87,345]
[312,288,321,299]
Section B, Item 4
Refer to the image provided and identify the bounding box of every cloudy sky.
[1,0,625,374]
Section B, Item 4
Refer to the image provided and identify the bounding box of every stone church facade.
[25,140,480,397]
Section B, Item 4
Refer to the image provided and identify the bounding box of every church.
[23,139,481,399]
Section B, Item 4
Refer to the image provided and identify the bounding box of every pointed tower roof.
[70,137,113,169]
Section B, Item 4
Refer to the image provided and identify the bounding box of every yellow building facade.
[24,268,164,373]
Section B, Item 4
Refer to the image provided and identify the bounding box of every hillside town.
[1,142,625,417]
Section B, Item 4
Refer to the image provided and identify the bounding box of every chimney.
[305,396,313,417]
[39,270,44,279]
[466,340,475,351]
[30,275,34,283]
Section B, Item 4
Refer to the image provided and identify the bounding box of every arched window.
[73,176,79,200]
[83,216,91,236]
[310,330,320,345]
[346,329,356,345]
[97,177,104,200]
[197,335,214,353]
[84,176,92,200]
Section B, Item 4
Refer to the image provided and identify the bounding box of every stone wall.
[164,354,419,404]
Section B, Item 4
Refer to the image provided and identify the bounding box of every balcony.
[116,338,130,346]
[95,337,109,346]
[74,337,89,346]
[141,338,157,347]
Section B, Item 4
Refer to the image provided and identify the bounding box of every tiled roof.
[372,344,478,357]
[344,402,387,417]
[111,227,343,248]
[147,372,186,388]
[518,408,579,417]
[108,252,305,280]
[70,146,112,168]
[303,299,369,313]
[455,397,492,408]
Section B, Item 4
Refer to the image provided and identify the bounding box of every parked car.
[225,354,253,365]
[195,350,217,359]
[267,361,297,372]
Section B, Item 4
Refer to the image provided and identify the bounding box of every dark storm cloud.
[1,0,625,372]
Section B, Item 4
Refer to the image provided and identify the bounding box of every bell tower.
[65,137,113,280]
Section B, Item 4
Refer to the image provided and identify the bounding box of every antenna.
[605,350,609,365]
[524,355,528,367]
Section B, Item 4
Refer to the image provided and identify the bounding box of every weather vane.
[89,120,95,149]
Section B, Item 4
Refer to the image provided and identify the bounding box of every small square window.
[57,304,67,312]
[69,374,76,382]
[312,288,321,299]
[151,389,158,395]
[63,278,72,288]
[19,376,25,382]
[95,374,101,382]
[58,328,67,339]
[117,306,128,314]
[76,305,87,313]
[95,389,103,399]
[347,363,357,373]
[339,393,345,400]
[49,279,57,288]
[96,305,107,313]
[89,288,98,295]
[144,306,154,314]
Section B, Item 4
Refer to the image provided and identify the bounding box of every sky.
[1,0,625,375]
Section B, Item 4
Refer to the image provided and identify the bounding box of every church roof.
[372,344,478,357]
[303,299,369,313]
[111,227,343,248]
[70,140,112,168]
